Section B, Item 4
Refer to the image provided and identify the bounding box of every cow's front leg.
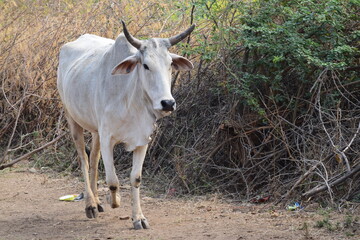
[131,144,150,230]
[100,135,121,209]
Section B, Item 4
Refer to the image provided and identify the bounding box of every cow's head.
[112,21,194,117]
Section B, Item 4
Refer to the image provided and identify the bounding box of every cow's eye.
[143,64,149,70]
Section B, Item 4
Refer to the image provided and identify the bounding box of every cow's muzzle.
[161,99,176,112]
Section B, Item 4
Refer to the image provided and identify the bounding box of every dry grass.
[0,0,196,166]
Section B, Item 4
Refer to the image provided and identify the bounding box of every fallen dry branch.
[279,138,358,203]
[302,163,360,198]
[278,161,322,203]
[0,132,66,170]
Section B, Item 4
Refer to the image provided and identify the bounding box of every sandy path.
[0,168,355,240]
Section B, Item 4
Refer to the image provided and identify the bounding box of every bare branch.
[303,164,360,198]
[0,133,66,170]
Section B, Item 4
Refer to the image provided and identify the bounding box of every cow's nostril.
[160,100,175,111]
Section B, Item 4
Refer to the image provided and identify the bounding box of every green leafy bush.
[190,0,359,113]
[150,0,360,199]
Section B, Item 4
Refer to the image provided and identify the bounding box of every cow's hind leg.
[131,144,150,230]
[90,132,104,212]
[66,115,98,218]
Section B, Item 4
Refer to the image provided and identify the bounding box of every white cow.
[57,21,194,229]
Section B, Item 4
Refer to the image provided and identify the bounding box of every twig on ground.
[302,163,360,198]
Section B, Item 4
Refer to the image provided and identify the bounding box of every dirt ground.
[0,166,358,240]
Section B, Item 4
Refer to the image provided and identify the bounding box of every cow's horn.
[122,20,141,49]
[168,24,195,46]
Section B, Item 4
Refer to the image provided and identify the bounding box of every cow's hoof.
[97,204,104,212]
[85,206,98,218]
[141,218,150,229]
[133,219,150,230]
[133,220,143,230]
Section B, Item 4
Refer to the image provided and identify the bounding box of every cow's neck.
[120,74,157,151]
[127,68,156,121]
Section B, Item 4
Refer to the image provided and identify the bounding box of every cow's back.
[57,34,115,131]
[59,34,114,70]
[58,34,114,83]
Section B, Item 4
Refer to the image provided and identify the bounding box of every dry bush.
[148,64,360,205]
[1,0,359,206]
[0,0,194,169]
[143,0,360,205]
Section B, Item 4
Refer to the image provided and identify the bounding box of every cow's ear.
[112,55,139,75]
[170,53,194,71]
